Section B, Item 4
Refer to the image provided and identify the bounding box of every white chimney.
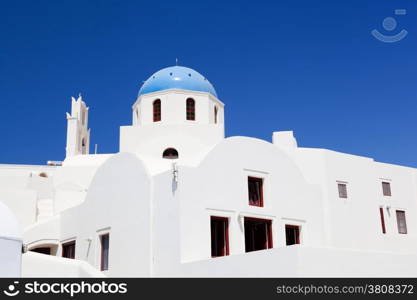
[272,131,298,150]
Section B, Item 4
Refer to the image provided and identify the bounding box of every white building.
[1,66,417,277]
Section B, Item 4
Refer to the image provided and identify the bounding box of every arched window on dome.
[214,106,218,124]
[153,99,161,122]
[186,98,195,121]
[162,148,179,159]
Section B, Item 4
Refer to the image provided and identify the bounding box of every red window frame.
[62,240,76,259]
[210,216,229,258]
[153,99,161,122]
[186,98,195,121]
[248,177,264,207]
[285,224,301,245]
[379,207,386,234]
[244,217,273,252]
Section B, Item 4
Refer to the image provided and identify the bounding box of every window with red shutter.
[210,217,229,257]
[285,225,301,245]
[248,177,264,207]
[62,241,76,259]
[244,217,272,252]
[186,98,195,120]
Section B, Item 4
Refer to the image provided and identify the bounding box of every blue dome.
[138,66,217,98]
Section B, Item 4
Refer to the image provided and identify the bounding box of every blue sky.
[0,0,416,167]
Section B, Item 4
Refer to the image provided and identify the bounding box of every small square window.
[285,225,301,245]
[248,177,264,207]
[396,210,407,234]
[337,183,348,198]
[62,241,76,259]
[382,182,391,196]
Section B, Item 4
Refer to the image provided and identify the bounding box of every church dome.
[138,66,217,98]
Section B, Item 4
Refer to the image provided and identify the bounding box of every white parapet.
[22,252,105,277]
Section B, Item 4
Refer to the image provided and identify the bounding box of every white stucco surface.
[0,202,22,277]
[22,252,104,277]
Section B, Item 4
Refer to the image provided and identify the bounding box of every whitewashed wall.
[0,202,22,277]
[287,147,417,253]
[59,152,152,277]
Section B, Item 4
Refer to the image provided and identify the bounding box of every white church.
[1,66,417,277]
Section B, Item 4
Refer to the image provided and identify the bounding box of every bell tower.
[65,95,90,157]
